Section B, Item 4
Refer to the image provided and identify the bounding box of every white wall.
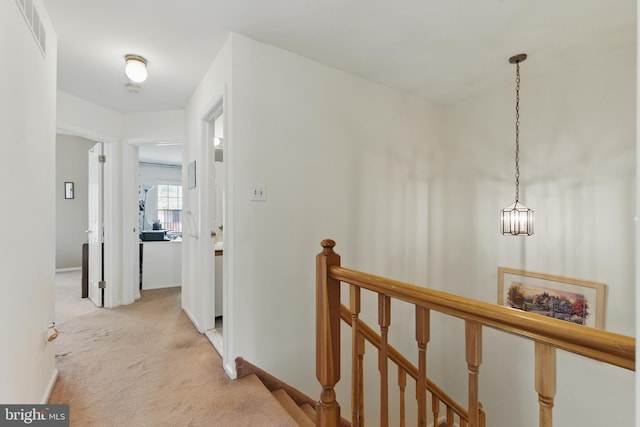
[56,134,95,269]
[437,46,636,426]
[0,0,57,403]
[122,110,185,143]
[57,91,123,141]
[184,33,444,406]
[230,32,444,384]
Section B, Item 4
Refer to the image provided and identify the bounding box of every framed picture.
[498,267,605,329]
[64,182,74,199]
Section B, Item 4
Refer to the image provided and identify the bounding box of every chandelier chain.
[514,61,521,203]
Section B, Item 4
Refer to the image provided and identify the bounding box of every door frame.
[56,125,119,308]
[122,138,183,306]
[87,141,104,307]
[201,91,234,377]
[202,99,224,332]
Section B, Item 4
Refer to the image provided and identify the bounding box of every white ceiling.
[43,0,635,114]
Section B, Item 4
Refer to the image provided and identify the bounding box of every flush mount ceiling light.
[124,54,147,83]
[500,53,534,236]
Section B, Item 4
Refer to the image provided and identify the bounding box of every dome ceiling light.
[124,54,148,83]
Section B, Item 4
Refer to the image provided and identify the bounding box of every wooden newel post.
[316,239,341,427]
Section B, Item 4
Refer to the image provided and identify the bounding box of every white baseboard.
[55,267,81,273]
[41,368,58,404]
[224,360,237,380]
[183,307,202,333]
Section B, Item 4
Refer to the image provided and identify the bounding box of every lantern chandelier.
[500,53,533,236]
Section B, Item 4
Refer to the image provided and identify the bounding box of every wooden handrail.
[316,239,634,427]
[330,265,635,370]
[340,304,470,421]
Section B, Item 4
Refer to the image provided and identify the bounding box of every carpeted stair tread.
[299,403,316,422]
[234,375,301,426]
[272,389,315,427]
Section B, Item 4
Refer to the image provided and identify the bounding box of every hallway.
[49,283,297,426]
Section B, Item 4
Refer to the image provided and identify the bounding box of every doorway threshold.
[205,316,223,355]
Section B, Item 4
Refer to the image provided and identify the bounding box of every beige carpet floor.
[49,286,298,427]
[54,270,99,324]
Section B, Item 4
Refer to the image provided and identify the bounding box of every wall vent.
[15,0,47,57]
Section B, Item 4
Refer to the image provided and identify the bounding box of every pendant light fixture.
[501,53,533,236]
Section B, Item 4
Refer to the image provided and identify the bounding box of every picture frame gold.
[498,267,606,329]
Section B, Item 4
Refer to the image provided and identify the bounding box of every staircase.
[271,388,316,427]
[314,239,635,427]
[235,357,336,427]
[234,372,314,426]
[235,366,450,427]
[230,240,635,427]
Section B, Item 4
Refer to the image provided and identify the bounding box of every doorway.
[137,143,184,292]
[203,102,225,354]
[55,133,104,319]
[55,126,120,309]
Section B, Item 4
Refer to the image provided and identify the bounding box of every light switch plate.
[250,184,266,201]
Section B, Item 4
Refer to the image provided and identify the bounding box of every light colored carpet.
[55,270,99,324]
[49,286,299,427]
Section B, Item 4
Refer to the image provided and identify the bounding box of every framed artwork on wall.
[64,182,74,199]
[498,267,606,329]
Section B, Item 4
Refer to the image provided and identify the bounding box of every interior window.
[157,184,182,233]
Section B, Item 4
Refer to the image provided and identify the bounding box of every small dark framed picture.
[64,182,74,199]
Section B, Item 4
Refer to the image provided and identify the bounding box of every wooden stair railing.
[315,239,635,427]
[340,304,480,427]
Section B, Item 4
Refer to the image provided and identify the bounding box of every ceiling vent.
[15,0,47,57]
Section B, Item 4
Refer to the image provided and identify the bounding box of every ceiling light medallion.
[124,54,148,83]
[501,53,533,236]
[125,82,141,93]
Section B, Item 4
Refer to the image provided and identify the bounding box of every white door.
[213,113,224,318]
[88,142,104,307]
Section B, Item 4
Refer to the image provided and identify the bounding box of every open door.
[212,113,224,319]
[203,102,224,353]
[88,142,104,307]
